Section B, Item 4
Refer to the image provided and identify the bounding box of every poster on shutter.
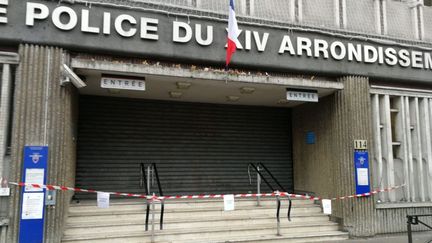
[97,192,110,208]
[224,194,235,211]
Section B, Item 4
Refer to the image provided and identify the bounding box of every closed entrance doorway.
[75,95,293,199]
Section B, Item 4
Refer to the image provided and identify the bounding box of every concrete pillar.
[293,76,375,236]
[7,44,78,243]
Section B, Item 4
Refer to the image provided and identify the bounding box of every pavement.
[320,231,432,243]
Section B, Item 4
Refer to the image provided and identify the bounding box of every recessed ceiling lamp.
[277,99,289,104]
[176,81,192,89]
[226,96,240,102]
[240,87,255,94]
[169,91,183,98]
[108,89,121,94]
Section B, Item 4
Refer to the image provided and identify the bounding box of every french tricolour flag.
[226,0,239,68]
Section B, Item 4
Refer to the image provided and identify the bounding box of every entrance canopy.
[71,56,343,107]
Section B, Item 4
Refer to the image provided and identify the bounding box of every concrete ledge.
[0,52,19,64]
[376,202,432,209]
[71,58,344,90]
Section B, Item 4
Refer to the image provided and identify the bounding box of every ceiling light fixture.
[226,96,240,102]
[169,91,183,98]
[108,89,121,94]
[176,81,192,90]
[277,99,289,104]
[240,87,255,94]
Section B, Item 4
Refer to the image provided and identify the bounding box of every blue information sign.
[306,131,316,144]
[19,146,48,243]
[354,150,370,195]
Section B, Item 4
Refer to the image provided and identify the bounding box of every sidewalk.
[320,231,432,243]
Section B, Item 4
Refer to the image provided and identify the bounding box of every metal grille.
[371,90,432,204]
[424,7,432,41]
[76,96,293,199]
[251,0,294,23]
[386,1,416,39]
[301,0,336,28]
[345,0,377,34]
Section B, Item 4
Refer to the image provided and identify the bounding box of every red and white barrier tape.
[9,182,405,201]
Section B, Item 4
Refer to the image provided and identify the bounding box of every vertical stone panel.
[293,76,375,236]
[375,207,432,233]
[7,44,77,243]
[0,63,12,243]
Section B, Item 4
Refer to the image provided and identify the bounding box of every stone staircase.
[61,197,349,243]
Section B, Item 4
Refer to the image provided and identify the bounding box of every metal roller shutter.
[76,95,293,199]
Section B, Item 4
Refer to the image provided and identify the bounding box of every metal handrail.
[407,214,432,243]
[247,163,292,225]
[140,163,151,231]
[256,162,292,223]
[150,163,165,231]
[140,163,165,231]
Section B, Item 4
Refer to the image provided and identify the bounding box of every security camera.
[62,64,87,89]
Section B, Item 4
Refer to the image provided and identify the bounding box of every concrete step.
[62,198,346,243]
[62,221,341,242]
[62,230,348,243]
[67,206,322,222]
[67,200,313,215]
[69,197,313,207]
[178,231,350,243]
[66,213,330,228]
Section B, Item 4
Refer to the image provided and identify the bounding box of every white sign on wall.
[286,89,319,102]
[322,199,332,215]
[0,188,10,196]
[21,193,44,219]
[24,168,44,192]
[101,76,146,91]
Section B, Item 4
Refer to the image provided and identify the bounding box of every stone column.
[8,44,78,243]
[293,76,375,236]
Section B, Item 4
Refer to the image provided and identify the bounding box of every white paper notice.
[322,199,332,215]
[357,168,369,186]
[224,194,235,211]
[25,168,44,192]
[0,188,10,196]
[21,193,44,219]
[97,192,110,209]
